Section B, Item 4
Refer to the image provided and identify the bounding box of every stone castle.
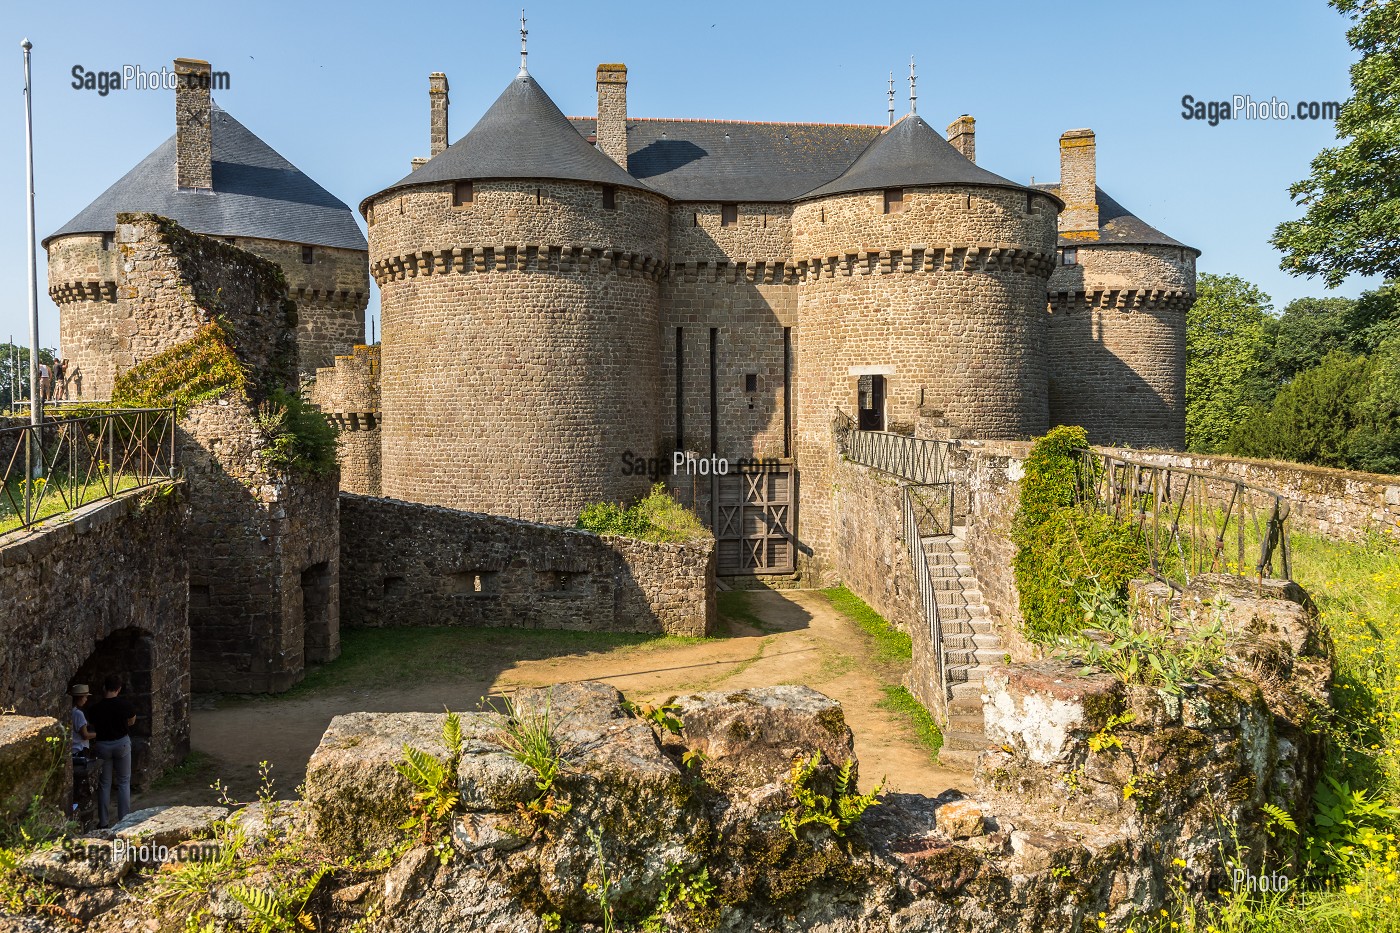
[47,54,1196,581]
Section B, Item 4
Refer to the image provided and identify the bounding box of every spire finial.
[518,9,529,77]
[887,72,895,126]
[909,56,917,115]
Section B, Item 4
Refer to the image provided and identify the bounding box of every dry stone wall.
[338,493,714,637]
[0,487,189,786]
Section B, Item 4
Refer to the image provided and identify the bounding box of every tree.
[1257,297,1355,389]
[1272,0,1400,286]
[1348,334,1400,473]
[1186,274,1273,452]
[1228,352,1370,468]
[0,344,57,410]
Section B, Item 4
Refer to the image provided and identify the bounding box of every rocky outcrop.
[0,586,1332,933]
[0,715,69,825]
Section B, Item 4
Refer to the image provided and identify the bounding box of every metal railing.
[1073,449,1292,586]
[902,483,948,716]
[834,409,953,485]
[0,408,177,534]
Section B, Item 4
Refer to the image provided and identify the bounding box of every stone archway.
[72,628,155,788]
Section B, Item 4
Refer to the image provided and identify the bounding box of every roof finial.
[518,9,529,77]
[909,56,917,116]
[887,72,895,126]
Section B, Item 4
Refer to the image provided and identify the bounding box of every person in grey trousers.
[88,674,137,827]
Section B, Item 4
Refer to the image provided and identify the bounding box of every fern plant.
[393,711,465,863]
[229,865,329,933]
[779,752,882,840]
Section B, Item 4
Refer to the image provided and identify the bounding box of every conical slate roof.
[369,74,645,203]
[45,105,367,251]
[1033,184,1198,253]
[799,114,1038,200]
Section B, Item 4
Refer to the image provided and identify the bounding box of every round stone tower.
[790,114,1060,565]
[363,72,667,524]
[1043,129,1197,449]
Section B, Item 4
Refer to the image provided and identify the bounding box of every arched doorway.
[72,628,155,788]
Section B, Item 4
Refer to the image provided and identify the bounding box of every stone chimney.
[946,115,975,163]
[595,64,628,169]
[429,72,449,158]
[1059,128,1099,237]
[173,58,213,190]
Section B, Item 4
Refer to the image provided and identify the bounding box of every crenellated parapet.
[309,344,381,497]
[370,244,666,286]
[796,244,1056,280]
[49,280,118,304]
[1048,287,1195,313]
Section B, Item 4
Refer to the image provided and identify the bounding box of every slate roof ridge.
[1033,183,1199,254]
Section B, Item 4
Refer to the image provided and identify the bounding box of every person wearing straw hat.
[69,683,95,756]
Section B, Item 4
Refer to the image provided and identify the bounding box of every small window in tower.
[692,212,699,227]
[721,204,738,227]
[301,245,314,265]
[602,186,617,210]
[884,188,905,214]
[366,206,374,227]
[745,373,758,393]
[453,181,473,208]
[1061,247,1078,266]
[1026,192,1035,213]
[101,233,114,251]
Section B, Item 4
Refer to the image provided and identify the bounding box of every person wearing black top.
[89,674,137,827]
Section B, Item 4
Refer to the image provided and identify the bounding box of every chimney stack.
[173,58,213,190]
[946,115,975,163]
[1059,128,1098,237]
[595,64,628,169]
[429,72,449,158]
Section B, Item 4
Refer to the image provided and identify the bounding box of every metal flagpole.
[22,39,39,429]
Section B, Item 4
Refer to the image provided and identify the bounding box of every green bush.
[1011,426,1150,641]
[254,389,340,478]
[576,483,708,544]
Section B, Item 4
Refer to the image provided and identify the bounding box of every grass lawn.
[282,625,710,699]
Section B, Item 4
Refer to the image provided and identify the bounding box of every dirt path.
[144,590,969,808]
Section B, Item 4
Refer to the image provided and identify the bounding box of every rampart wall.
[338,493,714,637]
[0,486,189,787]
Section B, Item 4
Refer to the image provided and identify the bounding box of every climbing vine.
[1011,426,1150,641]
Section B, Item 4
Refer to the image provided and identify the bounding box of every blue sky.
[0,0,1378,347]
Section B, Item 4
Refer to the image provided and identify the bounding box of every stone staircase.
[923,529,1003,771]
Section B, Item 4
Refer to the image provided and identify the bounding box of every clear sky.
[0,0,1379,348]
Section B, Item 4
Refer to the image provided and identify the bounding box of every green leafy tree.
[1345,281,1400,353]
[1185,275,1272,452]
[1272,0,1400,286]
[1348,334,1400,473]
[1258,297,1355,389]
[0,344,56,410]
[1227,351,1370,467]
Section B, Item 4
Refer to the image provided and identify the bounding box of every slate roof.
[569,117,883,202]
[46,105,367,251]
[366,74,644,206]
[801,114,1038,200]
[1034,184,1198,253]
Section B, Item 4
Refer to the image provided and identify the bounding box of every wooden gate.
[715,464,796,574]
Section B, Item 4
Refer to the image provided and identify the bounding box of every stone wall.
[46,230,368,399]
[829,456,921,634]
[1047,243,1195,449]
[309,345,381,496]
[791,185,1057,579]
[1098,448,1400,543]
[367,180,667,524]
[339,493,714,637]
[116,213,342,693]
[0,487,189,786]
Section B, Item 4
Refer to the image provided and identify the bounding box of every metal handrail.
[1073,448,1293,586]
[835,413,954,486]
[0,408,177,534]
[902,484,947,715]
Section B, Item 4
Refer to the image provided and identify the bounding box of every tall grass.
[1137,529,1400,932]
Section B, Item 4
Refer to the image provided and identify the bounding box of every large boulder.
[0,715,69,825]
[307,711,480,855]
[671,685,857,791]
